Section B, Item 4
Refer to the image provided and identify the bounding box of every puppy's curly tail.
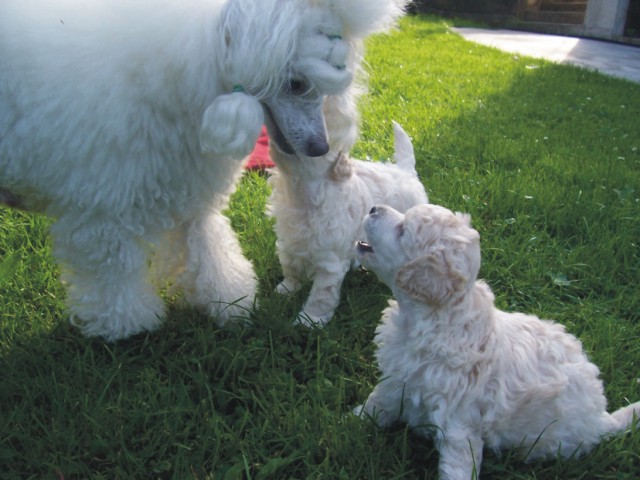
[611,400,640,432]
[392,121,416,173]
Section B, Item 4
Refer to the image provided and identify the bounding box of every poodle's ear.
[295,33,353,95]
[395,252,468,306]
[329,152,353,181]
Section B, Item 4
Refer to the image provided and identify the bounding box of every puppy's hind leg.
[51,215,165,341]
[295,256,350,327]
[179,210,258,326]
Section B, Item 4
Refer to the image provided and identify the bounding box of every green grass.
[2,14,640,479]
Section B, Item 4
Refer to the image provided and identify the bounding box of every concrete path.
[451,28,640,84]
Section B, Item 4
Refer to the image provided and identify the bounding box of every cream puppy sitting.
[268,122,428,326]
[354,203,640,480]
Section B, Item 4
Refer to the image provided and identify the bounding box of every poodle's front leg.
[51,216,165,341]
[295,255,350,327]
[179,210,257,326]
[436,429,484,480]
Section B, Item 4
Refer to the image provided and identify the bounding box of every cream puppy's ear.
[395,251,468,306]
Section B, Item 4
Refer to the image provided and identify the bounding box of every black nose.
[305,137,329,157]
[369,206,378,214]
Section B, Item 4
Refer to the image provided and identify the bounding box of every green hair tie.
[232,85,245,93]
[326,34,342,41]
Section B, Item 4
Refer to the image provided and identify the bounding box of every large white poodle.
[354,203,640,480]
[268,122,428,326]
[0,0,408,340]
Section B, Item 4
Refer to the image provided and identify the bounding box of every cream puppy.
[355,203,640,480]
[268,122,428,326]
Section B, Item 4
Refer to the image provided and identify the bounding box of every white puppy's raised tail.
[392,121,416,172]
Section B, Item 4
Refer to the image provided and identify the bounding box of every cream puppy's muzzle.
[357,205,412,286]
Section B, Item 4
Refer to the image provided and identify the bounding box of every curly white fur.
[0,0,408,340]
[354,203,640,480]
[268,122,428,326]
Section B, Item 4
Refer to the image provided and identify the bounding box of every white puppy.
[268,122,428,326]
[355,203,640,480]
[0,0,408,340]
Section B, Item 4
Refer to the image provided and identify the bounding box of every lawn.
[1,14,639,479]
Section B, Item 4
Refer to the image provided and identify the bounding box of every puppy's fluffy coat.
[355,203,639,480]
[268,122,428,326]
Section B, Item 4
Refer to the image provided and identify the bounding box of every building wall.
[414,0,635,41]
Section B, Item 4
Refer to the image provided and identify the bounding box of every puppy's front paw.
[206,296,256,328]
[352,401,396,428]
[294,309,332,328]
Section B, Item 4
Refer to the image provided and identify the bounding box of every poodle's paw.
[69,295,165,342]
[200,92,264,158]
[294,309,333,328]
[275,278,302,295]
[353,404,365,418]
[207,295,256,328]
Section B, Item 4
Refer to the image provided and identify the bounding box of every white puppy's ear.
[200,91,264,158]
[395,252,468,306]
[329,152,353,181]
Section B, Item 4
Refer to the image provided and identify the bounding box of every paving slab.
[451,28,640,84]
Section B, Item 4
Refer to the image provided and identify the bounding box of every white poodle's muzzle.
[262,90,329,158]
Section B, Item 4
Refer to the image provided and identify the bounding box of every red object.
[244,126,275,170]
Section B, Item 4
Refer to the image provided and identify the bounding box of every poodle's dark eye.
[287,79,308,95]
[397,224,405,237]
